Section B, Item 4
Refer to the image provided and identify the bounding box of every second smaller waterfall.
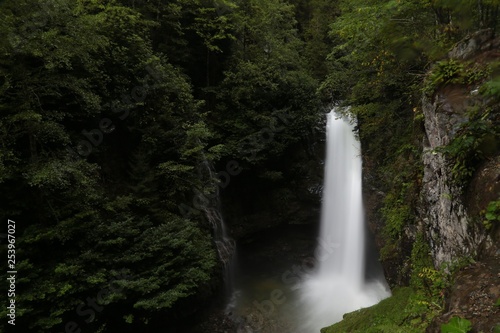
[198,159,236,294]
[204,204,236,292]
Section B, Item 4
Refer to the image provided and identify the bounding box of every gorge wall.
[419,30,500,268]
[362,30,500,288]
[420,84,487,266]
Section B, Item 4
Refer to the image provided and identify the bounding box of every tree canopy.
[0,0,323,331]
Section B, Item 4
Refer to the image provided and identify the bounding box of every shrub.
[483,199,500,230]
[440,316,472,333]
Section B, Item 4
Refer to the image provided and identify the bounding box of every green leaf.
[441,317,472,333]
[485,212,497,221]
[124,314,134,324]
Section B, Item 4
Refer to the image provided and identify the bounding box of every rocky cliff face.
[419,30,500,268]
[420,91,485,266]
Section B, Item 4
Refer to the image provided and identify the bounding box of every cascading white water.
[204,204,236,292]
[298,109,390,332]
[199,159,236,294]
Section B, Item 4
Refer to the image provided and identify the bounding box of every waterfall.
[204,203,236,292]
[199,159,236,294]
[298,109,390,332]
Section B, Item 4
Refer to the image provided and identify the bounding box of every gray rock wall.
[420,93,484,266]
[419,29,500,267]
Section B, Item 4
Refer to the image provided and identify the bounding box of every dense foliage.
[0,0,325,331]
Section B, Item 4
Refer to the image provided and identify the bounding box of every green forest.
[0,0,499,332]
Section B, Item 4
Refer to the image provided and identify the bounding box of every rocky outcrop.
[447,29,499,60]
[420,90,485,267]
[420,32,500,268]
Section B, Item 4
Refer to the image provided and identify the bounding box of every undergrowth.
[322,233,474,333]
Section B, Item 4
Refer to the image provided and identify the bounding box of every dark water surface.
[227,224,318,332]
